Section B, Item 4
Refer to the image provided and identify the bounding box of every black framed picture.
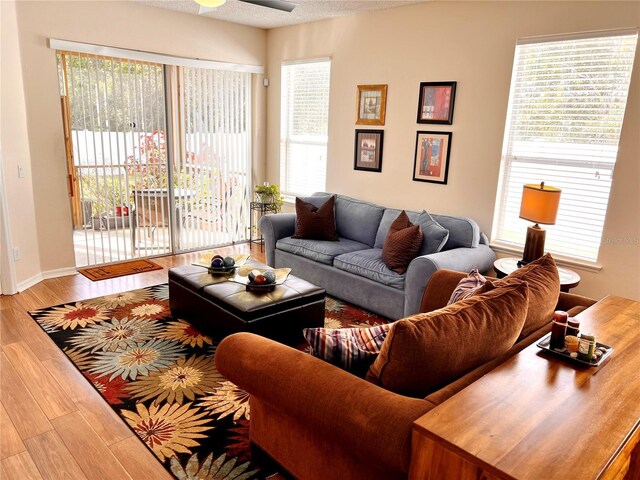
[417,81,457,125]
[354,129,384,172]
[412,131,452,185]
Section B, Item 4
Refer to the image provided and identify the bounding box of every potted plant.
[254,183,284,212]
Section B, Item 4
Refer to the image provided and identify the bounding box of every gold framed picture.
[355,85,388,125]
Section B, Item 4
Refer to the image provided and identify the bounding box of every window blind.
[280,59,331,197]
[179,67,252,247]
[492,31,637,262]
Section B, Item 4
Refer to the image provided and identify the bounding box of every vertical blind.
[492,30,638,262]
[280,59,331,197]
[179,67,252,248]
[61,52,170,266]
[57,41,257,267]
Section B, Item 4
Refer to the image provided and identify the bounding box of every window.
[492,30,637,262]
[280,58,331,197]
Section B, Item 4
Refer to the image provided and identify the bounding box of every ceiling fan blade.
[238,0,297,13]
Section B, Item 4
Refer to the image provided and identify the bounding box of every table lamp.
[518,182,561,267]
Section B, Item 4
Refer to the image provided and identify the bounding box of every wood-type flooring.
[0,244,264,480]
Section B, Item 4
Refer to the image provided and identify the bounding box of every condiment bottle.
[550,311,568,350]
[566,317,580,337]
[578,333,596,361]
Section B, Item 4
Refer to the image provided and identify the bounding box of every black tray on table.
[245,282,277,293]
[536,332,613,366]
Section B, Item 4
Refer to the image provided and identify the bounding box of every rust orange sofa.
[215,269,596,480]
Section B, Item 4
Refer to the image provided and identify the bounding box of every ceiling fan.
[195,0,297,14]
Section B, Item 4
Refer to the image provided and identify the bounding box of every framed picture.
[356,85,388,125]
[417,81,456,124]
[413,131,452,184]
[354,129,384,172]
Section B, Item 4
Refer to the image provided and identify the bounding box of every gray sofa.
[259,193,495,319]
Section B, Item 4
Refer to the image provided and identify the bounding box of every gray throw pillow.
[415,211,449,255]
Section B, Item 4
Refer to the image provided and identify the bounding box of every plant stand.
[249,201,279,251]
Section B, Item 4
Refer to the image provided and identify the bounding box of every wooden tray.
[536,333,613,366]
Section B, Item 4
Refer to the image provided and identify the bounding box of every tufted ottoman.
[168,260,326,344]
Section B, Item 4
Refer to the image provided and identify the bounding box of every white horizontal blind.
[493,31,637,262]
[280,59,331,197]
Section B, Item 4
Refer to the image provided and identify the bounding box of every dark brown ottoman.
[168,261,326,344]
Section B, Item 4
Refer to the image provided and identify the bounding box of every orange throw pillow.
[493,253,560,340]
[366,278,529,398]
[292,195,338,241]
[382,211,423,274]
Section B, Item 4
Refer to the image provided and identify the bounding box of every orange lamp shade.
[519,183,561,225]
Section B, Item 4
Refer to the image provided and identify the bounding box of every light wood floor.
[0,243,264,480]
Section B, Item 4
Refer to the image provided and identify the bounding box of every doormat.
[28,285,389,479]
[79,259,163,281]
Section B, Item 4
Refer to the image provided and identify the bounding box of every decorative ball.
[253,274,267,285]
[263,271,276,284]
[248,269,262,282]
[212,254,224,261]
[223,256,235,268]
[211,258,224,268]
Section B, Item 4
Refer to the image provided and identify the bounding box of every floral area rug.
[29,284,389,480]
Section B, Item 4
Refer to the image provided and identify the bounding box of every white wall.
[9,0,266,280]
[265,1,640,300]
[1,0,42,289]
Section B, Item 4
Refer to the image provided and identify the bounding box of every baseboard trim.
[17,273,43,292]
[16,267,78,292]
[42,267,78,280]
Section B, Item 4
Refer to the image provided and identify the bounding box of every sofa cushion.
[430,214,480,249]
[382,211,423,274]
[447,267,487,305]
[303,323,392,375]
[366,278,529,397]
[277,237,371,265]
[493,253,560,340]
[375,209,449,256]
[334,249,406,289]
[321,193,385,246]
[292,195,338,241]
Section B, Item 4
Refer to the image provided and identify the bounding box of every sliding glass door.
[58,52,252,267]
[176,67,251,252]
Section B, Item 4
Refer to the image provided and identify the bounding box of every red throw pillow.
[382,211,423,274]
[292,195,338,241]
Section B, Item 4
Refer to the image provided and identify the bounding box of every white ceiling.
[133,0,428,29]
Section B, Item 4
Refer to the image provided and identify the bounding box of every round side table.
[493,257,581,292]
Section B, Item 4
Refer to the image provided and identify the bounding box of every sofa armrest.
[259,213,296,266]
[557,291,597,316]
[419,269,468,313]
[404,245,496,316]
[215,332,434,473]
